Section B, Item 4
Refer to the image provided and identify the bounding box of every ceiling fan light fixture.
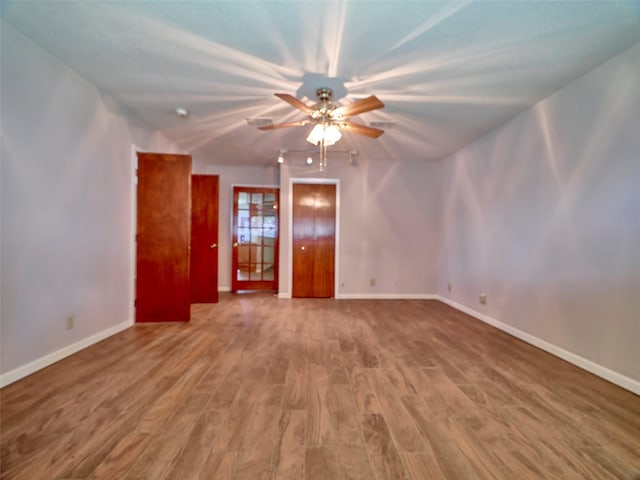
[306,123,342,146]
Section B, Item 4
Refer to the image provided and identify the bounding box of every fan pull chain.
[320,139,327,171]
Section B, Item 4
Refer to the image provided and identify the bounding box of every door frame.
[287,177,340,298]
[128,145,141,326]
[229,183,280,292]
[230,185,280,292]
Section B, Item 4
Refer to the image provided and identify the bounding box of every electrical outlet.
[479,294,487,305]
[66,315,75,330]
[369,278,376,287]
[448,283,452,292]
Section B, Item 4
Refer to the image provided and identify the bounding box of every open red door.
[231,186,279,292]
[191,175,219,303]
[136,152,191,322]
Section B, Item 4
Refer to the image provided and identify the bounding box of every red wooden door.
[292,183,336,298]
[136,152,191,322]
[191,175,219,303]
[231,187,279,291]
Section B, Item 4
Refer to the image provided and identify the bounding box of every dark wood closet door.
[191,175,219,303]
[292,183,336,298]
[136,152,191,322]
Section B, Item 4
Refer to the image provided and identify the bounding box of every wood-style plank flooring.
[1,294,639,479]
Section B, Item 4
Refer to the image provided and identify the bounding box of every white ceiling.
[3,1,640,167]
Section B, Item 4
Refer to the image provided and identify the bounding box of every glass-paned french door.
[231,186,279,291]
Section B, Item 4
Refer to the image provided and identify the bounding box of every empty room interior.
[1,2,639,479]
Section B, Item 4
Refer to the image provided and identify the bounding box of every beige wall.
[278,156,441,298]
[438,42,640,386]
[1,21,181,381]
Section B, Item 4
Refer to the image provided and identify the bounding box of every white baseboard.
[336,293,438,300]
[436,295,640,396]
[0,320,132,388]
[276,293,436,300]
[218,286,231,292]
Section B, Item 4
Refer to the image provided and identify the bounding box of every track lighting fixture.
[275,148,358,167]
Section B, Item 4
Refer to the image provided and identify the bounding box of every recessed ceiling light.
[176,107,189,118]
[306,156,313,165]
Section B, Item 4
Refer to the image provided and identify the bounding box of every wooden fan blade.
[340,120,384,138]
[274,93,315,115]
[258,120,309,131]
[332,95,384,119]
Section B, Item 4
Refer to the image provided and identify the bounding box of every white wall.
[0,21,181,383]
[438,42,640,386]
[278,155,441,298]
[191,162,278,291]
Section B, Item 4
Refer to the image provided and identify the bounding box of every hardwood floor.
[1,294,639,479]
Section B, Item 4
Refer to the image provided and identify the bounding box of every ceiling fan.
[258,88,385,147]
